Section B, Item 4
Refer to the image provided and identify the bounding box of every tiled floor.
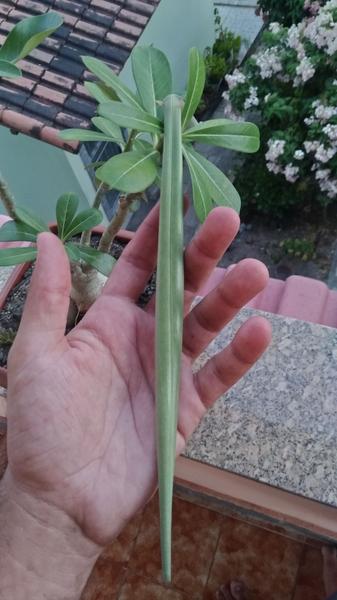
[81,494,329,600]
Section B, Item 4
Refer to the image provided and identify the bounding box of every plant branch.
[0,176,17,219]
[124,130,137,152]
[98,193,139,253]
[80,182,106,246]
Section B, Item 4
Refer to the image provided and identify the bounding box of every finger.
[103,196,189,302]
[194,316,272,409]
[146,206,240,314]
[11,233,70,357]
[183,259,269,359]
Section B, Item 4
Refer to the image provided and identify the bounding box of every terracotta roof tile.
[0,0,160,151]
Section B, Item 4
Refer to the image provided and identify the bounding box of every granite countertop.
[185,307,337,508]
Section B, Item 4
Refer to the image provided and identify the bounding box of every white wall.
[121,0,215,93]
[0,126,95,221]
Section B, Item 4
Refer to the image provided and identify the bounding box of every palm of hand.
[5,206,271,547]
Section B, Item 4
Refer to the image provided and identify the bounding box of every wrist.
[0,469,102,600]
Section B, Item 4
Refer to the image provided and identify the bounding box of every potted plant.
[0,44,259,581]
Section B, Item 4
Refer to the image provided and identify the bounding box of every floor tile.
[118,573,186,600]
[128,494,222,598]
[81,512,142,600]
[204,517,303,600]
[293,546,325,600]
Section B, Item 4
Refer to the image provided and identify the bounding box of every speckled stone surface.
[0,267,14,295]
[185,307,337,508]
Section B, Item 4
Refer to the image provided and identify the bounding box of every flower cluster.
[223,0,337,213]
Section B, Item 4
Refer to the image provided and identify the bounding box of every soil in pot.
[0,235,156,369]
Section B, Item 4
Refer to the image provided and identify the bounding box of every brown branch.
[0,176,16,219]
[98,193,138,253]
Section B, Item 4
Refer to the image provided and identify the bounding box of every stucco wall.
[121,0,215,93]
[0,127,95,221]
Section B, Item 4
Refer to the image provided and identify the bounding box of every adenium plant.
[0,40,260,580]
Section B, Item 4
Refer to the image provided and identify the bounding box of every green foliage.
[0,12,62,77]
[0,328,16,346]
[0,220,39,242]
[256,0,323,25]
[280,237,316,260]
[225,2,337,217]
[198,8,241,115]
[66,243,116,276]
[131,46,172,117]
[182,47,206,129]
[96,150,159,192]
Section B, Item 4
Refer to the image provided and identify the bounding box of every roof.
[0,0,160,152]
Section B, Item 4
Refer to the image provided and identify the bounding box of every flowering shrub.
[257,0,325,26]
[224,0,337,216]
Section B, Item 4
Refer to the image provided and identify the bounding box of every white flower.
[269,22,281,34]
[315,168,331,180]
[323,124,337,141]
[284,164,300,183]
[295,56,315,83]
[287,25,300,50]
[314,103,337,122]
[266,162,282,174]
[304,140,320,152]
[243,86,259,110]
[304,116,315,126]
[294,150,305,160]
[315,143,337,163]
[255,48,282,79]
[225,69,246,90]
[264,93,271,103]
[265,139,286,161]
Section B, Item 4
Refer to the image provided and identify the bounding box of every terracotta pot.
[0,224,135,393]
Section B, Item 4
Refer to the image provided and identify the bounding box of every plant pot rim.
[0,225,135,392]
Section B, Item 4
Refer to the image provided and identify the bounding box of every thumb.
[12,232,71,359]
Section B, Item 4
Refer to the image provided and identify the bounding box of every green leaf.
[91,117,124,144]
[0,12,63,63]
[98,102,162,134]
[181,48,206,131]
[131,46,172,116]
[156,95,184,584]
[76,244,116,276]
[96,150,158,193]
[82,56,143,110]
[132,138,155,153]
[182,145,241,214]
[182,153,213,222]
[15,206,49,233]
[0,60,21,78]
[0,220,38,242]
[0,246,37,266]
[56,193,79,241]
[85,81,119,104]
[183,119,260,153]
[63,208,103,241]
[64,242,80,262]
[59,128,117,143]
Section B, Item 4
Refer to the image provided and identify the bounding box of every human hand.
[4,205,271,549]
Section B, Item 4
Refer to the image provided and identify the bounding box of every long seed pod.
[155,94,184,583]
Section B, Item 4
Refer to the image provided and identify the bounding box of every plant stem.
[80,182,105,246]
[155,94,184,583]
[97,193,136,253]
[124,129,136,152]
[0,176,16,219]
